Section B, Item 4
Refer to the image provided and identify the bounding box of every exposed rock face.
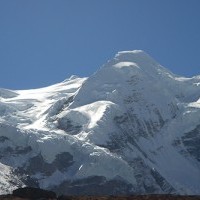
[0,187,200,200]
[53,176,134,196]
[12,187,56,199]
[0,50,200,195]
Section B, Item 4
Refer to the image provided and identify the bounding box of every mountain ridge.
[0,50,199,195]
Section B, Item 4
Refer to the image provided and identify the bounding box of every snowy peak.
[114,50,157,66]
[0,50,200,195]
[69,50,177,109]
[102,50,170,78]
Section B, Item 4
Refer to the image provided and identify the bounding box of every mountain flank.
[0,50,199,195]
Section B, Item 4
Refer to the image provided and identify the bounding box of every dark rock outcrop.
[12,187,56,199]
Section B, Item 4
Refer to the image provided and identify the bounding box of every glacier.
[0,50,200,195]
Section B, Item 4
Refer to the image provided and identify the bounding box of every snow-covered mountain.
[0,50,200,195]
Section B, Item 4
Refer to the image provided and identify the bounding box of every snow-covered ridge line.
[0,50,200,195]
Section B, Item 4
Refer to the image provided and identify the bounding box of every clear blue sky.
[0,0,200,89]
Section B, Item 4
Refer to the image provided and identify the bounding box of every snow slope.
[0,50,200,195]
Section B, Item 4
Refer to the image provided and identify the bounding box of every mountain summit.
[0,51,200,195]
